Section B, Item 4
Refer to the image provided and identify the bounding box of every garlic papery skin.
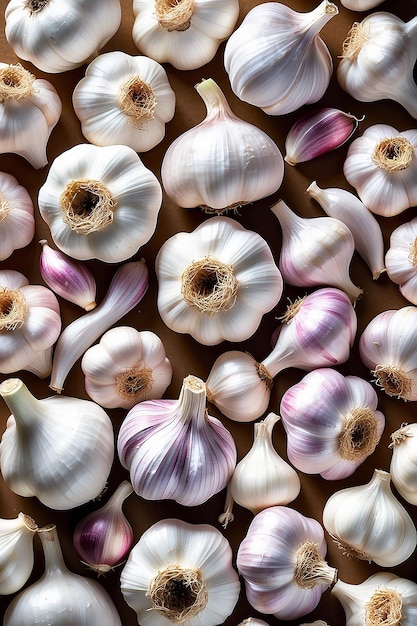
[73,51,175,152]
[385,217,417,305]
[343,124,417,217]
[73,480,134,574]
[117,375,237,507]
[132,0,239,71]
[337,13,417,119]
[0,172,35,260]
[306,181,385,280]
[4,524,122,625]
[155,216,283,346]
[38,143,162,262]
[161,78,284,212]
[224,0,338,116]
[0,269,61,376]
[50,259,149,393]
[0,512,37,595]
[120,518,240,626]
[0,377,115,510]
[81,326,172,409]
[237,506,337,621]
[359,306,417,401]
[0,63,61,168]
[219,413,300,528]
[322,469,417,567]
[280,368,385,480]
[206,287,357,421]
[5,0,122,74]
[284,108,362,166]
[389,422,417,505]
[271,199,362,302]
[39,240,97,311]
[332,572,417,626]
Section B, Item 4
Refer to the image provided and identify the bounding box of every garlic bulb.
[359,306,417,401]
[81,326,172,409]
[332,572,417,626]
[0,172,35,260]
[73,51,175,152]
[385,217,417,305]
[120,518,240,626]
[38,143,162,262]
[0,512,37,595]
[237,506,337,621]
[155,216,283,346]
[322,469,417,567]
[0,269,61,377]
[117,375,237,506]
[280,368,385,480]
[389,423,417,505]
[340,0,384,9]
[132,0,239,70]
[337,12,417,118]
[224,0,338,116]
[5,0,122,74]
[161,78,284,212]
[238,620,269,626]
[343,124,417,217]
[0,378,115,510]
[307,181,385,280]
[4,524,122,625]
[271,199,362,302]
[219,413,300,528]
[0,63,61,168]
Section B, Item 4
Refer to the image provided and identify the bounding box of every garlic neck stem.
[104,480,133,513]
[0,378,42,430]
[195,78,233,119]
[37,524,69,576]
[300,0,338,38]
[178,376,207,425]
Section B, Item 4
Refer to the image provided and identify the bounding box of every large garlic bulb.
[0,513,37,595]
[390,423,417,505]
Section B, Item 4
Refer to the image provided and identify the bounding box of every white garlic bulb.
[322,469,417,567]
[0,513,37,595]
[340,0,384,8]
[73,51,175,152]
[0,172,35,261]
[161,78,284,212]
[390,423,417,505]
[385,217,417,304]
[224,0,338,115]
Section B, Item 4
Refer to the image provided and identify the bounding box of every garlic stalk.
[224,0,338,115]
[271,199,362,302]
[306,181,385,280]
[332,572,417,626]
[73,480,134,574]
[117,375,237,506]
[0,512,37,595]
[120,518,240,626]
[385,217,417,305]
[0,62,61,168]
[280,368,385,480]
[50,259,149,393]
[0,172,35,260]
[161,79,284,212]
[237,506,337,621]
[219,413,300,528]
[337,12,417,118]
[389,423,417,505]
[206,287,357,421]
[4,524,122,625]
[323,469,417,567]
[0,378,115,510]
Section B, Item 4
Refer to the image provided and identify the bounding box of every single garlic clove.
[385,216,417,305]
[0,512,38,595]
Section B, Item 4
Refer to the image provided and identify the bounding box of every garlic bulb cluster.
[73,51,176,152]
[161,79,284,212]
[337,12,417,118]
[323,469,417,567]
[155,216,283,346]
[0,172,35,260]
[0,513,37,595]
[117,375,236,506]
[5,0,122,73]
[0,62,61,168]
[224,0,338,116]
[390,423,417,505]
[385,217,417,304]
[237,506,337,621]
[120,518,240,626]
[132,0,239,70]
[0,378,115,510]
[38,143,162,262]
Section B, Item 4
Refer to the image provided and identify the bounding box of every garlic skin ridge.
[0,172,35,260]
[0,512,37,595]
[389,422,417,505]
[385,217,417,305]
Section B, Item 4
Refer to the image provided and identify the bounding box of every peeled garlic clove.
[389,423,417,505]
[0,172,35,260]
[285,108,362,165]
[0,513,37,595]
[385,217,417,305]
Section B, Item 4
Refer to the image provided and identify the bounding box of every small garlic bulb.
[385,217,417,305]
[389,423,417,505]
[322,469,417,567]
[161,78,284,212]
[0,513,37,595]
[0,172,35,260]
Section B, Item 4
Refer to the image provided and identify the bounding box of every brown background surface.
[1,0,417,624]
